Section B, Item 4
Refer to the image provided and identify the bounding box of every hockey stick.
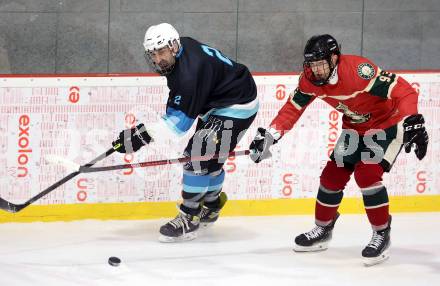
[80,150,251,173]
[0,147,117,213]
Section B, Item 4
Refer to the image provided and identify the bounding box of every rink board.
[0,72,439,222]
[0,195,440,223]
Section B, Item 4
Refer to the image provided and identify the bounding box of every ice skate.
[362,216,392,266]
[200,192,228,228]
[159,209,200,243]
[293,212,340,252]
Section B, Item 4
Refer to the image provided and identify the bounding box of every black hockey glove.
[112,123,152,153]
[403,114,429,160]
[249,127,279,163]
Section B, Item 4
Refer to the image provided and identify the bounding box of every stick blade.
[0,197,19,213]
[44,155,81,172]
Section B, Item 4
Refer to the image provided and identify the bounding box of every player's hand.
[403,114,429,160]
[112,123,152,153]
[249,127,279,163]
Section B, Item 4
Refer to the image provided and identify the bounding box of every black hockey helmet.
[303,34,340,86]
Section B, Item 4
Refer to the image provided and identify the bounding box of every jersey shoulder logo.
[357,63,375,80]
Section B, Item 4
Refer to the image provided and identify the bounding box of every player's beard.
[160,55,176,69]
[158,61,171,70]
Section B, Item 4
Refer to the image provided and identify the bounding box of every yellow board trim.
[1,195,439,223]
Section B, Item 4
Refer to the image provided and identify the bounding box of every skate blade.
[200,222,216,228]
[158,232,198,243]
[293,242,329,252]
[363,249,390,267]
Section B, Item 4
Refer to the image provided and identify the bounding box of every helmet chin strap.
[328,64,339,85]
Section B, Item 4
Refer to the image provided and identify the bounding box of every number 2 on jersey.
[201,45,233,66]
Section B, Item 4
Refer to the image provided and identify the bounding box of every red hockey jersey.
[270,55,418,136]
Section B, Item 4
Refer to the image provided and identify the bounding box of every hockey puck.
[108,256,121,267]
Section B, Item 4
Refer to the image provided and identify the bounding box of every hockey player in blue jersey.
[112,23,258,242]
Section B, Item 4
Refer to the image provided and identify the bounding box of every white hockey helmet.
[143,23,180,52]
[143,23,180,75]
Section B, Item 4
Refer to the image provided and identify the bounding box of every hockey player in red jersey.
[249,34,429,266]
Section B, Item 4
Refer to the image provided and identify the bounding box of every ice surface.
[0,213,439,286]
